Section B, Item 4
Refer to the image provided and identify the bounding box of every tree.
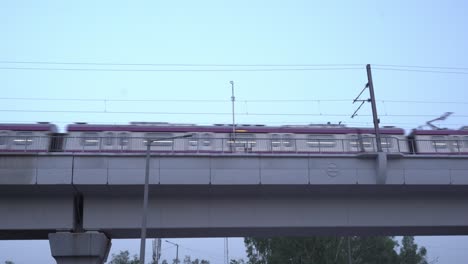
[108,250,139,264]
[5,261,14,264]
[399,236,428,264]
[230,259,246,264]
[158,257,209,264]
[245,236,425,264]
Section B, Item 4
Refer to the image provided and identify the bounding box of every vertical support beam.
[347,236,352,264]
[140,142,152,264]
[230,81,236,142]
[49,232,111,264]
[366,64,382,152]
[376,152,388,184]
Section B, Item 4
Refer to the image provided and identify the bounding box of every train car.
[409,127,468,154]
[64,122,215,153]
[0,123,58,152]
[63,122,407,154]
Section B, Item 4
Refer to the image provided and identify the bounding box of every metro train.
[0,122,467,154]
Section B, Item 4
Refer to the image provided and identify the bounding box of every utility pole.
[225,238,229,264]
[366,64,382,152]
[139,141,152,264]
[166,240,179,264]
[352,64,382,152]
[347,237,352,264]
[140,135,191,264]
[230,81,236,143]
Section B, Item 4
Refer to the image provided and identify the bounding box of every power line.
[374,64,468,70]
[1,97,466,105]
[373,67,468,75]
[0,60,365,67]
[381,100,468,105]
[2,60,468,70]
[1,108,467,118]
[0,97,229,102]
[0,66,363,72]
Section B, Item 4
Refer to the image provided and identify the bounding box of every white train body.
[3,122,468,154]
[63,123,408,153]
[410,128,468,154]
[0,123,57,152]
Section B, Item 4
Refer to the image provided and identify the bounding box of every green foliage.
[5,261,15,264]
[399,236,428,264]
[158,257,209,264]
[108,250,139,264]
[245,236,427,264]
[230,259,246,264]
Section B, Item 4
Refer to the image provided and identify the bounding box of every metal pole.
[366,64,382,152]
[139,141,151,264]
[230,81,236,142]
[166,240,179,264]
[225,237,229,264]
[140,135,191,264]
[176,244,179,264]
[347,236,352,264]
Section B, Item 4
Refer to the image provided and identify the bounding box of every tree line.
[245,236,427,264]
[3,236,427,264]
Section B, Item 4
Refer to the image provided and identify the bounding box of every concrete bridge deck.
[1,153,468,263]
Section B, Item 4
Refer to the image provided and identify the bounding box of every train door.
[282,134,296,153]
[270,134,282,152]
[0,131,10,151]
[198,133,215,152]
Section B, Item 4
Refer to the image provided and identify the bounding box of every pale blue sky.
[1,1,468,263]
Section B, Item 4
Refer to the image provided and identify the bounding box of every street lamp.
[165,240,179,264]
[139,134,192,264]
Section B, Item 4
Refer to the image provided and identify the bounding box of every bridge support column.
[49,232,111,264]
[376,152,387,184]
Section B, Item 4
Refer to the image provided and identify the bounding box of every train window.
[81,132,100,146]
[283,134,294,147]
[380,136,394,148]
[307,135,336,148]
[271,134,281,147]
[350,135,374,149]
[201,133,212,146]
[104,132,114,146]
[0,131,9,145]
[188,133,198,146]
[118,132,129,146]
[431,136,447,149]
[14,131,33,145]
[229,133,256,147]
[145,133,174,146]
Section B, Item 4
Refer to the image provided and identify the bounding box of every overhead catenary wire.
[0,109,467,118]
[0,66,363,72]
[373,64,468,70]
[2,60,468,70]
[0,97,467,105]
[373,67,468,75]
[2,66,468,74]
[0,60,365,67]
